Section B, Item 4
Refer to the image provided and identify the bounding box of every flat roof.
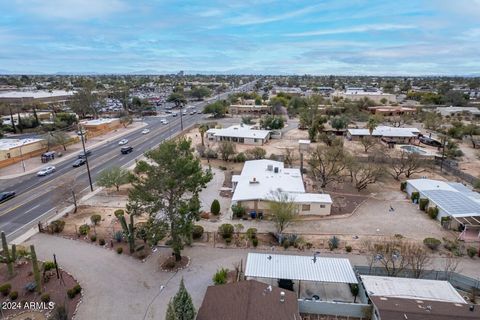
[348,126,420,138]
[0,138,45,151]
[207,125,270,140]
[81,118,119,126]
[361,275,466,303]
[246,253,358,284]
[0,90,74,99]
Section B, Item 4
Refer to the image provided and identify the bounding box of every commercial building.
[231,160,332,216]
[80,118,122,137]
[333,88,396,104]
[0,90,74,106]
[0,138,46,168]
[346,126,420,143]
[206,124,271,146]
[229,104,272,115]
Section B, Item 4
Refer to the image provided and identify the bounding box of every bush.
[234,152,247,162]
[99,238,106,246]
[116,247,123,254]
[225,237,232,245]
[73,284,82,295]
[252,238,259,247]
[9,291,18,300]
[49,220,65,233]
[350,283,359,297]
[0,283,11,296]
[114,209,124,218]
[219,166,227,171]
[419,198,429,211]
[90,235,97,242]
[282,240,290,249]
[246,227,257,240]
[211,199,221,215]
[41,293,50,303]
[78,224,90,235]
[423,237,441,250]
[231,203,246,218]
[328,236,339,251]
[43,261,56,271]
[400,181,407,191]
[345,245,352,252]
[218,224,234,239]
[427,207,439,219]
[90,214,101,225]
[114,231,124,242]
[212,268,229,285]
[67,288,76,299]
[192,225,204,239]
[411,192,420,202]
[467,247,477,258]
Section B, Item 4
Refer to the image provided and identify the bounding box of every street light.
[18,140,26,172]
[77,126,94,192]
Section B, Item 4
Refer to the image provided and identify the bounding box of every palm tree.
[366,117,378,135]
[198,124,209,147]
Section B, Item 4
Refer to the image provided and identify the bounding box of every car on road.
[160,119,169,124]
[37,166,56,176]
[0,191,16,203]
[190,109,196,115]
[72,158,86,167]
[172,112,178,117]
[141,129,150,134]
[182,111,187,115]
[118,139,129,145]
[121,146,133,154]
[78,150,92,159]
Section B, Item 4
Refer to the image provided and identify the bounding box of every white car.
[141,129,150,134]
[37,166,56,177]
[118,139,129,145]
[160,119,169,125]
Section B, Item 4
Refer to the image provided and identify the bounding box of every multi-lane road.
[0,81,256,240]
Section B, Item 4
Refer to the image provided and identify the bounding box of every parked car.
[37,166,56,176]
[0,191,16,203]
[72,158,86,167]
[118,139,129,145]
[141,129,150,134]
[78,150,92,159]
[121,146,133,154]
[419,136,442,148]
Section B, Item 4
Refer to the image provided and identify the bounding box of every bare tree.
[217,141,236,161]
[359,136,377,153]
[283,148,297,167]
[364,237,410,277]
[404,243,431,278]
[443,253,461,280]
[388,151,424,180]
[268,189,297,237]
[308,145,347,188]
[347,160,384,191]
[54,175,82,213]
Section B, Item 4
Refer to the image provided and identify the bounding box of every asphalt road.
[0,80,257,240]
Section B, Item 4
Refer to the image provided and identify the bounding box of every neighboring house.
[405,179,480,240]
[435,106,480,118]
[370,296,480,320]
[0,138,46,168]
[231,160,332,216]
[346,126,420,143]
[367,106,416,116]
[197,280,301,320]
[206,124,271,146]
[229,104,272,115]
[80,118,122,137]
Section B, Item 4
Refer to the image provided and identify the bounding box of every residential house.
[346,126,420,144]
[206,124,271,145]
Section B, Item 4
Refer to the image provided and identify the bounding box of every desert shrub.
[72,284,82,295]
[205,148,218,159]
[328,236,339,251]
[90,214,101,225]
[43,261,56,271]
[234,152,247,162]
[99,238,105,246]
[25,282,36,292]
[394,234,404,239]
[423,237,441,250]
[218,224,234,239]
[467,247,477,258]
[78,224,90,235]
[306,242,313,249]
[211,199,221,215]
[114,231,123,242]
[116,247,123,254]
[252,238,259,247]
[49,220,65,233]
[90,235,97,242]
[419,198,429,211]
[219,166,227,171]
[246,227,257,240]
[67,288,76,299]
[443,237,459,251]
[282,239,290,249]
[350,283,359,297]
[427,207,439,219]
[192,225,204,239]
[9,291,18,300]
[400,181,407,191]
[231,203,246,218]
[164,259,176,269]
[212,268,229,285]
[411,192,420,201]
[114,209,124,218]
[225,237,232,245]
[0,283,11,296]
[200,212,210,219]
[345,245,352,253]
[41,293,50,303]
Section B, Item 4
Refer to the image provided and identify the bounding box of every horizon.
[1,0,480,75]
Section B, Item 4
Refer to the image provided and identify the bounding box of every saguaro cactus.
[30,245,42,293]
[119,215,135,254]
[1,231,13,277]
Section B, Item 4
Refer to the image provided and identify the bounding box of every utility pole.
[180,104,184,131]
[440,136,447,172]
[78,126,94,192]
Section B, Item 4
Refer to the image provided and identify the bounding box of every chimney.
[280,291,285,303]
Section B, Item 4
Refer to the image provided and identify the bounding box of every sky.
[1,0,480,75]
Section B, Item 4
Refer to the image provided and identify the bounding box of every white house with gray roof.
[206,124,271,146]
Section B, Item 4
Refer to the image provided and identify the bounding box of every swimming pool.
[400,145,427,154]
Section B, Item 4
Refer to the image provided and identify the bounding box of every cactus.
[11,244,16,263]
[119,215,135,254]
[1,231,13,277]
[30,245,42,293]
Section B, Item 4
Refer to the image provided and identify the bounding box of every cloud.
[14,0,128,20]
[286,24,417,37]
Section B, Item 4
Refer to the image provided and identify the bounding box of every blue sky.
[1,0,480,75]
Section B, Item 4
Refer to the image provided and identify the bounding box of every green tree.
[211,199,220,215]
[246,147,266,160]
[189,86,211,100]
[120,115,133,128]
[198,124,209,147]
[260,115,284,129]
[167,92,187,109]
[128,138,212,261]
[71,84,99,119]
[203,100,229,118]
[96,166,132,191]
[268,190,297,236]
[165,279,196,320]
[217,141,236,161]
[366,117,378,135]
[330,115,349,130]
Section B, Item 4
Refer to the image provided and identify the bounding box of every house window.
[254,139,258,143]
[6,153,11,158]
[320,205,325,208]
[302,204,310,211]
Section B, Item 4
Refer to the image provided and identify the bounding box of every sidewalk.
[0,121,146,180]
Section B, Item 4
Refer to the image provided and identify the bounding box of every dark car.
[78,150,92,159]
[0,191,16,203]
[72,158,86,167]
[121,146,133,154]
[419,136,442,148]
